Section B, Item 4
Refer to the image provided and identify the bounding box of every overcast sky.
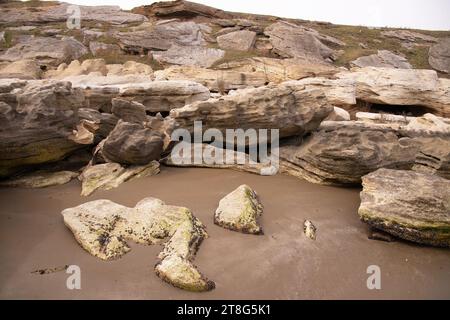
[62,0,450,30]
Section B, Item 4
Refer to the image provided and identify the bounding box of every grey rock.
[351,50,412,69]
[429,38,450,74]
[153,45,225,68]
[217,30,256,51]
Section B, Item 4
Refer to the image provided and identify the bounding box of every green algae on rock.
[214,184,264,235]
[79,161,160,196]
[359,169,450,247]
[62,197,214,292]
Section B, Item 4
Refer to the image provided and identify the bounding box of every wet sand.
[0,167,449,299]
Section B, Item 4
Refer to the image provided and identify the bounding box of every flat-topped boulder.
[359,169,450,247]
[62,197,214,291]
[152,45,225,68]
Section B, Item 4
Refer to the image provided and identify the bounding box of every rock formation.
[429,38,450,74]
[214,185,264,235]
[359,169,450,247]
[351,50,412,69]
[279,114,450,185]
[170,83,333,139]
[62,197,214,291]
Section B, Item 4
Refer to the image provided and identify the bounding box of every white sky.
[52,0,450,31]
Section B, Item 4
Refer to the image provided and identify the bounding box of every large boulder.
[62,197,214,291]
[0,170,78,188]
[115,21,207,53]
[152,45,225,68]
[279,115,450,185]
[170,83,333,139]
[359,169,450,247]
[0,36,88,67]
[133,0,232,19]
[216,30,256,51]
[429,38,450,74]
[381,30,438,43]
[0,59,42,80]
[0,79,87,178]
[351,50,412,69]
[214,185,264,235]
[102,120,164,165]
[264,21,339,62]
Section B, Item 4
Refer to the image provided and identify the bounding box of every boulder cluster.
[1,0,449,291]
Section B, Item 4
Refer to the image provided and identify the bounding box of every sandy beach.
[0,167,449,300]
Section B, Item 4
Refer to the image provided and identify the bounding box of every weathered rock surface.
[154,65,267,91]
[217,30,256,51]
[62,196,214,291]
[163,142,274,175]
[381,30,438,43]
[215,185,263,234]
[106,61,153,77]
[45,59,108,79]
[153,45,225,68]
[279,116,450,185]
[429,38,450,74]
[325,107,351,121]
[293,68,450,118]
[351,50,412,69]
[0,3,147,25]
[359,169,450,247]
[215,57,339,83]
[170,83,333,139]
[0,80,87,178]
[133,0,232,19]
[0,170,78,188]
[102,120,164,165]
[0,59,42,80]
[89,42,121,57]
[264,21,339,62]
[65,76,210,113]
[0,36,88,67]
[79,161,160,197]
[116,21,207,53]
[111,98,147,124]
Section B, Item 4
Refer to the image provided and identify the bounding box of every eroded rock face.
[153,45,225,68]
[170,83,333,139]
[217,30,256,51]
[279,116,450,185]
[381,30,438,43]
[215,185,263,235]
[62,197,214,291]
[429,38,450,74]
[65,76,210,113]
[351,50,412,69]
[0,59,42,80]
[0,80,87,178]
[79,161,160,197]
[111,98,147,124]
[0,36,88,67]
[359,169,450,247]
[102,120,164,165]
[264,21,338,62]
[154,65,267,91]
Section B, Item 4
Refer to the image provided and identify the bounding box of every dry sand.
[0,167,449,299]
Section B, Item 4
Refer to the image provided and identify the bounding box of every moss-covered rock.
[62,197,214,292]
[359,169,450,247]
[0,170,78,188]
[214,184,263,235]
